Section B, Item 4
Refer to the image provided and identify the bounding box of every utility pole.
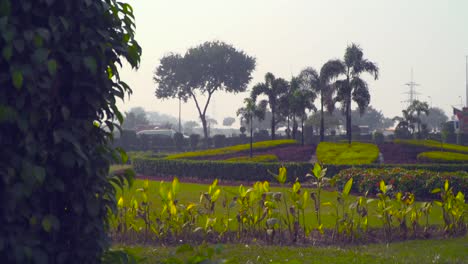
[178,97,182,133]
[465,55,467,107]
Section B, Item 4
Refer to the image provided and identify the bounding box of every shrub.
[165,139,297,159]
[417,151,468,164]
[225,154,279,163]
[173,132,185,151]
[189,134,200,150]
[316,142,379,165]
[133,157,468,183]
[333,168,468,199]
[373,132,385,145]
[213,134,227,148]
[394,139,468,154]
[0,1,140,262]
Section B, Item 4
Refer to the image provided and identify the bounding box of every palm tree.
[299,60,344,142]
[393,109,416,139]
[251,73,289,140]
[334,43,379,144]
[408,100,430,139]
[237,98,267,157]
[289,77,317,145]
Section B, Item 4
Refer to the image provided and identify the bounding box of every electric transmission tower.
[402,68,420,107]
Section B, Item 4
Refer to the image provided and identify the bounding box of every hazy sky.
[119,0,468,125]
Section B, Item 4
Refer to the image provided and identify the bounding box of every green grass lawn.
[395,139,468,154]
[316,142,379,165]
[417,151,468,163]
[120,236,468,263]
[165,139,297,160]
[114,178,445,230]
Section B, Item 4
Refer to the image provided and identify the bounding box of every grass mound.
[165,139,297,160]
[224,154,278,163]
[316,142,379,165]
[394,139,468,154]
[417,151,468,164]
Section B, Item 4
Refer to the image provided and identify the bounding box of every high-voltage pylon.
[402,68,420,107]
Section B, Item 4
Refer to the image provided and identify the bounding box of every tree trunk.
[320,94,324,142]
[201,116,209,146]
[347,86,352,144]
[301,117,304,146]
[271,109,276,140]
[250,116,253,158]
[287,115,290,139]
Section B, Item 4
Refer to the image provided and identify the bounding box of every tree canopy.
[222,117,236,127]
[0,0,140,262]
[154,41,256,141]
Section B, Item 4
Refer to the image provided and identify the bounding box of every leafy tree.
[184,120,200,134]
[408,100,430,139]
[333,43,379,143]
[299,60,344,142]
[335,106,394,132]
[154,41,256,142]
[420,107,448,132]
[0,0,140,262]
[251,72,289,140]
[393,109,417,139]
[123,107,149,130]
[306,112,342,134]
[146,111,178,126]
[237,98,267,157]
[222,117,236,127]
[289,77,317,144]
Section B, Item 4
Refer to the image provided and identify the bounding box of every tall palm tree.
[237,98,267,157]
[408,100,430,139]
[289,77,317,145]
[251,73,289,140]
[393,109,416,138]
[299,60,344,142]
[334,43,379,144]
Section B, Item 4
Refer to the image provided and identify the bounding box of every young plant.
[334,177,354,241]
[393,192,415,239]
[270,166,293,237]
[352,192,373,238]
[432,180,467,235]
[306,163,329,230]
[376,180,393,242]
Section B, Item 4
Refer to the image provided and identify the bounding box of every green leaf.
[172,177,180,196]
[379,180,386,194]
[83,56,97,74]
[47,59,57,75]
[444,180,449,192]
[431,188,441,194]
[12,70,23,89]
[2,45,12,61]
[312,163,322,179]
[41,215,59,232]
[343,177,353,197]
[33,165,46,184]
[116,147,128,164]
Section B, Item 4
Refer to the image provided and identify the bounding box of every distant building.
[453,107,468,134]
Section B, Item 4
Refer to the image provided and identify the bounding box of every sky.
[118,0,468,125]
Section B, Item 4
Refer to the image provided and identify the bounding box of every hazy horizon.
[118,0,468,124]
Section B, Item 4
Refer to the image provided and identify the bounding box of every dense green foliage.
[133,157,468,183]
[333,167,468,199]
[316,142,379,164]
[123,237,468,264]
[224,154,279,163]
[395,139,468,153]
[417,151,468,163]
[0,0,139,262]
[165,139,297,159]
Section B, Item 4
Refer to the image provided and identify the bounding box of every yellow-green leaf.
[47,59,57,76]
[343,177,353,196]
[117,196,124,208]
[12,70,23,89]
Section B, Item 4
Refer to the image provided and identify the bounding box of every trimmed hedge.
[417,151,468,164]
[133,157,468,183]
[395,139,468,154]
[165,139,297,160]
[333,167,468,199]
[316,142,379,165]
[225,154,279,163]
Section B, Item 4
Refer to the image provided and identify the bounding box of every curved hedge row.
[417,151,468,164]
[133,157,468,183]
